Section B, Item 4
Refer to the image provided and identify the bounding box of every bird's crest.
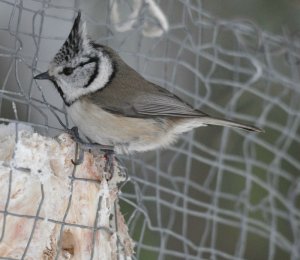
[52,11,90,65]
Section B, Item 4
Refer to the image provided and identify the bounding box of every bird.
[34,11,262,155]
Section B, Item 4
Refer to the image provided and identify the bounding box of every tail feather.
[201,116,263,133]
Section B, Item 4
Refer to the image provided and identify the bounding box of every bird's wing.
[87,81,206,118]
[130,92,204,117]
[86,48,206,118]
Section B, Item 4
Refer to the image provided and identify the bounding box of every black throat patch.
[51,79,71,106]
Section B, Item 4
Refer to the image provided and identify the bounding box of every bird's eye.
[62,67,74,76]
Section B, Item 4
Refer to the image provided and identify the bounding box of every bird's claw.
[66,127,115,166]
[103,150,116,180]
[71,148,85,165]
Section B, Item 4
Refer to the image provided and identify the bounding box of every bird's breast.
[66,99,175,153]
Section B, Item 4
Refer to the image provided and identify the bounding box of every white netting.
[0,0,300,259]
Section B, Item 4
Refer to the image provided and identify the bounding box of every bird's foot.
[103,150,116,180]
[67,126,82,143]
[67,127,114,166]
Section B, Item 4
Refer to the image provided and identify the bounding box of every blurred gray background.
[205,0,300,33]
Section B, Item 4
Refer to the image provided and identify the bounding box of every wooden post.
[0,125,134,259]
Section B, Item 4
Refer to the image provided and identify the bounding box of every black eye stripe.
[77,57,99,67]
[59,57,98,75]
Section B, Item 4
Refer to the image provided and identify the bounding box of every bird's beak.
[34,71,51,80]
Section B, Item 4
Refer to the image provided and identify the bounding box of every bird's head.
[34,11,114,105]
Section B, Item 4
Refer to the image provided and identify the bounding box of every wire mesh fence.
[0,0,300,259]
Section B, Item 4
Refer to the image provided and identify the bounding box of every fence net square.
[0,0,300,259]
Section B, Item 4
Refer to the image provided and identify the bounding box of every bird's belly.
[67,100,176,153]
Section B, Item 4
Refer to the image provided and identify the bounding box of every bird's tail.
[200,116,263,132]
[172,116,263,134]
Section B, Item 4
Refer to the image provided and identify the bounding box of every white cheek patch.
[88,55,113,92]
[61,54,113,104]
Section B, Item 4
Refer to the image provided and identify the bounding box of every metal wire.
[0,0,300,259]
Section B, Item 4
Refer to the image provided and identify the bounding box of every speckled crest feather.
[52,11,89,65]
